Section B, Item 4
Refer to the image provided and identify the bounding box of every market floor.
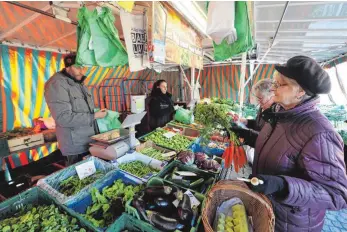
[323,209,347,232]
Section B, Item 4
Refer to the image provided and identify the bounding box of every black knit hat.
[275,56,331,96]
[64,53,76,67]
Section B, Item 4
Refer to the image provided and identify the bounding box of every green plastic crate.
[0,187,88,230]
[106,213,160,232]
[125,177,205,232]
[138,129,196,152]
[37,156,115,204]
[156,161,217,195]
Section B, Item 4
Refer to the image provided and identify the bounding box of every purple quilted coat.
[253,97,347,232]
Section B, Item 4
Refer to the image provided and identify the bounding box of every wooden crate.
[8,133,44,153]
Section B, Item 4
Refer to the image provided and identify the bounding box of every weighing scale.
[89,112,147,160]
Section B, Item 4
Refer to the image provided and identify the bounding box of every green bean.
[119,161,159,178]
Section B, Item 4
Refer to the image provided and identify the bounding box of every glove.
[247,174,288,197]
[230,125,258,148]
[174,105,180,110]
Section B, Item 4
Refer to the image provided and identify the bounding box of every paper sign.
[75,161,96,180]
[161,151,176,158]
[172,174,183,180]
[163,131,176,139]
[184,190,200,207]
[175,171,197,177]
[172,190,200,208]
[173,199,179,208]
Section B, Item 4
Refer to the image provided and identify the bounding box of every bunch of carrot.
[222,142,247,173]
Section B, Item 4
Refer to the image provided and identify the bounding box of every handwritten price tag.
[163,131,176,139]
[75,161,96,180]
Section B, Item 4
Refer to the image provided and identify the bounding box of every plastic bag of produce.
[174,108,194,125]
[212,1,254,61]
[95,109,122,133]
[207,1,237,44]
[178,150,195,165]
[76,6,128,67]
[120,9,150,72]
[213,197,251,232]
[37,157,115,204]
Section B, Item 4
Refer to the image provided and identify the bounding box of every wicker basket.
[202,180,275,232]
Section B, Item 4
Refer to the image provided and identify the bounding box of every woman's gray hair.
[252,79,274,98]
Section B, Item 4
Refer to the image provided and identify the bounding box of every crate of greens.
[136,141,176,162]
[157,160,217,195]
[116,152,163,182]
[108,213,160,232]
[139,128,195,152]
[125,177,205,232]
[66,170,144,232]
[0,187,88,232]
[37,156,115,204]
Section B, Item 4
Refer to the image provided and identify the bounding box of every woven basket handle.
[208,180,273,208]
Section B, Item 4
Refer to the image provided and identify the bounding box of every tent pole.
[243,1,290,88]
[238,53,247,117]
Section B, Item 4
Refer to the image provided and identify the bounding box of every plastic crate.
[138,129,196,152]
[0,187,88,230]
[156,161,217,195]
[115,152,164,182]
[107,213,160,232]
[164,125,200,138]
[66,170,143,232]
[136,141,176,163]
[167,121,204,131]
[37,156,115,204]
[125,177,204,232]
[189,137,227,156]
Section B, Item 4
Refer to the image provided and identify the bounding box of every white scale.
[89,112,147,161]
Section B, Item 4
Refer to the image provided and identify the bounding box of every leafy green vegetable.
[194,102,237,143]
[140,147,170,161]
[143,129,192,151]
[0,204,86,232]
[81,179,142,228]
[119,161,159,178]
[59,171,104,196]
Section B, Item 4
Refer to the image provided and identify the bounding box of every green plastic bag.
[95,109,122,133]
[174,108,194,125]
[212,1,254,61]
[76,6,128,67]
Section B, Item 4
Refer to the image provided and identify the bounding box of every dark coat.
[254,97,347,231]
[148,92,174,130]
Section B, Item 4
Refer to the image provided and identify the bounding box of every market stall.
[0,1,347,232]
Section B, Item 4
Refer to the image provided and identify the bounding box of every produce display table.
[0,117,256,232]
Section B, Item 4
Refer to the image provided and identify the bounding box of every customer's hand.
[94,109,107,119]
[227,112,248,125]
[247,174,288,196]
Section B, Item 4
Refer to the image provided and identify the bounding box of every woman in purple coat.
[234,56,347,231]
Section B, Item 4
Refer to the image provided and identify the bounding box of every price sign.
[163,131,176,139]
[75,161,96,180]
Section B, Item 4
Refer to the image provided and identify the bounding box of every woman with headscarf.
[148,80,175,131]
[233,56,347,231]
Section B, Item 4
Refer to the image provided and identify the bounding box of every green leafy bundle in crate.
[0,187,88,232]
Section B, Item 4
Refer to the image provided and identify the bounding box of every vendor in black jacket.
[148,80,175,130]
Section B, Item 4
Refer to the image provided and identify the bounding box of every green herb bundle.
[59,171,104,196]
[0,204,86,232]
[82,180,142,228]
